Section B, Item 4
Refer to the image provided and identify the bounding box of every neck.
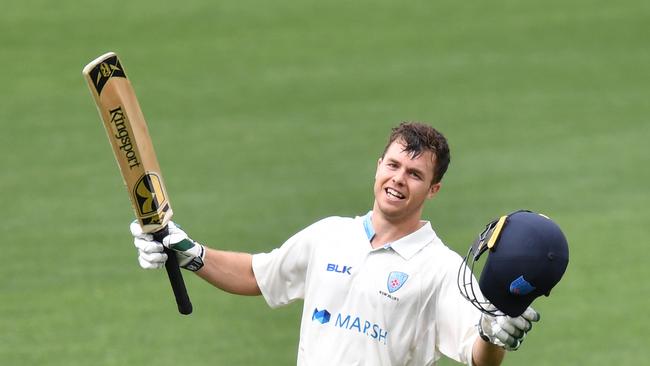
[369,205,424,248]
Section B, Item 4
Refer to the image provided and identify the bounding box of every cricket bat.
[82,52,192,315]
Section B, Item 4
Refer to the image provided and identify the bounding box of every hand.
[131,221,206,272]
[478,306,540,351]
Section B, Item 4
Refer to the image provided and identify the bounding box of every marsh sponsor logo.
[311,307,388,345]
[312,308,331,324]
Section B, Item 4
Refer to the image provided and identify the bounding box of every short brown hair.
[382,122,451,184]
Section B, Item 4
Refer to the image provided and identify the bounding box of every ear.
[427,182,441,199]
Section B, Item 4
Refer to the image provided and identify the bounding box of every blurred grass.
[1,0,648,365]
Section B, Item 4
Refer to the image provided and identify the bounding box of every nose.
[392,170,406,185]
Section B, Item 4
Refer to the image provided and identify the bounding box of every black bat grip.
[153,226,193,315]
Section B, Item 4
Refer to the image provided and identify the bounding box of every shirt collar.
[363,212,376,241]
[361,211,437,260]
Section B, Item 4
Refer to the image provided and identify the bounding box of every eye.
[408,170,424,180]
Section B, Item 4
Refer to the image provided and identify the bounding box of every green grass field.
[1,0,648,365]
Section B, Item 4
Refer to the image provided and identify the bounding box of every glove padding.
[478,306,540,351]
[131,221,206,272]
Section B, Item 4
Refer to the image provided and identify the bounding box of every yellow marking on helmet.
[487,215,508,249]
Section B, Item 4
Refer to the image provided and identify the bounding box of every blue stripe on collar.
[363,212,375,241]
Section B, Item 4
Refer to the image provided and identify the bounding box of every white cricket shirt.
[252,212,481,365]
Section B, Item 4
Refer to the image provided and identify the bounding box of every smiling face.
[373,140,441,224]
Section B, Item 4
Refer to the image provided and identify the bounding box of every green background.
[1,0,648,365]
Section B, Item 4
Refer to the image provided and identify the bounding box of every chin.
[376,203,406,220]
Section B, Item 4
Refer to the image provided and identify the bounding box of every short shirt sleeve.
[435,250,482,365]
[252,221,322,308]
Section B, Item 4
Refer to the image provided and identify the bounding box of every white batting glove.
[131,222,166,269]
[478,306,540,351]
[131,221,206,272]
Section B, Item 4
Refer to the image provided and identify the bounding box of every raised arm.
[196,248,261,296]
[131,221,261,296]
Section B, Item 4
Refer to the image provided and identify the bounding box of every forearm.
[196,247,261,296]
[472,337,505,366]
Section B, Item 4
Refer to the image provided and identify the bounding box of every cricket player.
[132,122,540,365]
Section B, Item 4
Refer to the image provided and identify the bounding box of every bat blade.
[83,52,192,315]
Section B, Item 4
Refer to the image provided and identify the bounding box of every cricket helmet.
[457,210,569,317]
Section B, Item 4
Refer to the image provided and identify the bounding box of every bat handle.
[153,226,193,315]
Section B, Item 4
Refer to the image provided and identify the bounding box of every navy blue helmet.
[458,210,569,317]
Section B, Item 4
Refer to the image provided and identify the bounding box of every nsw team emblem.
[387,271,409,293]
